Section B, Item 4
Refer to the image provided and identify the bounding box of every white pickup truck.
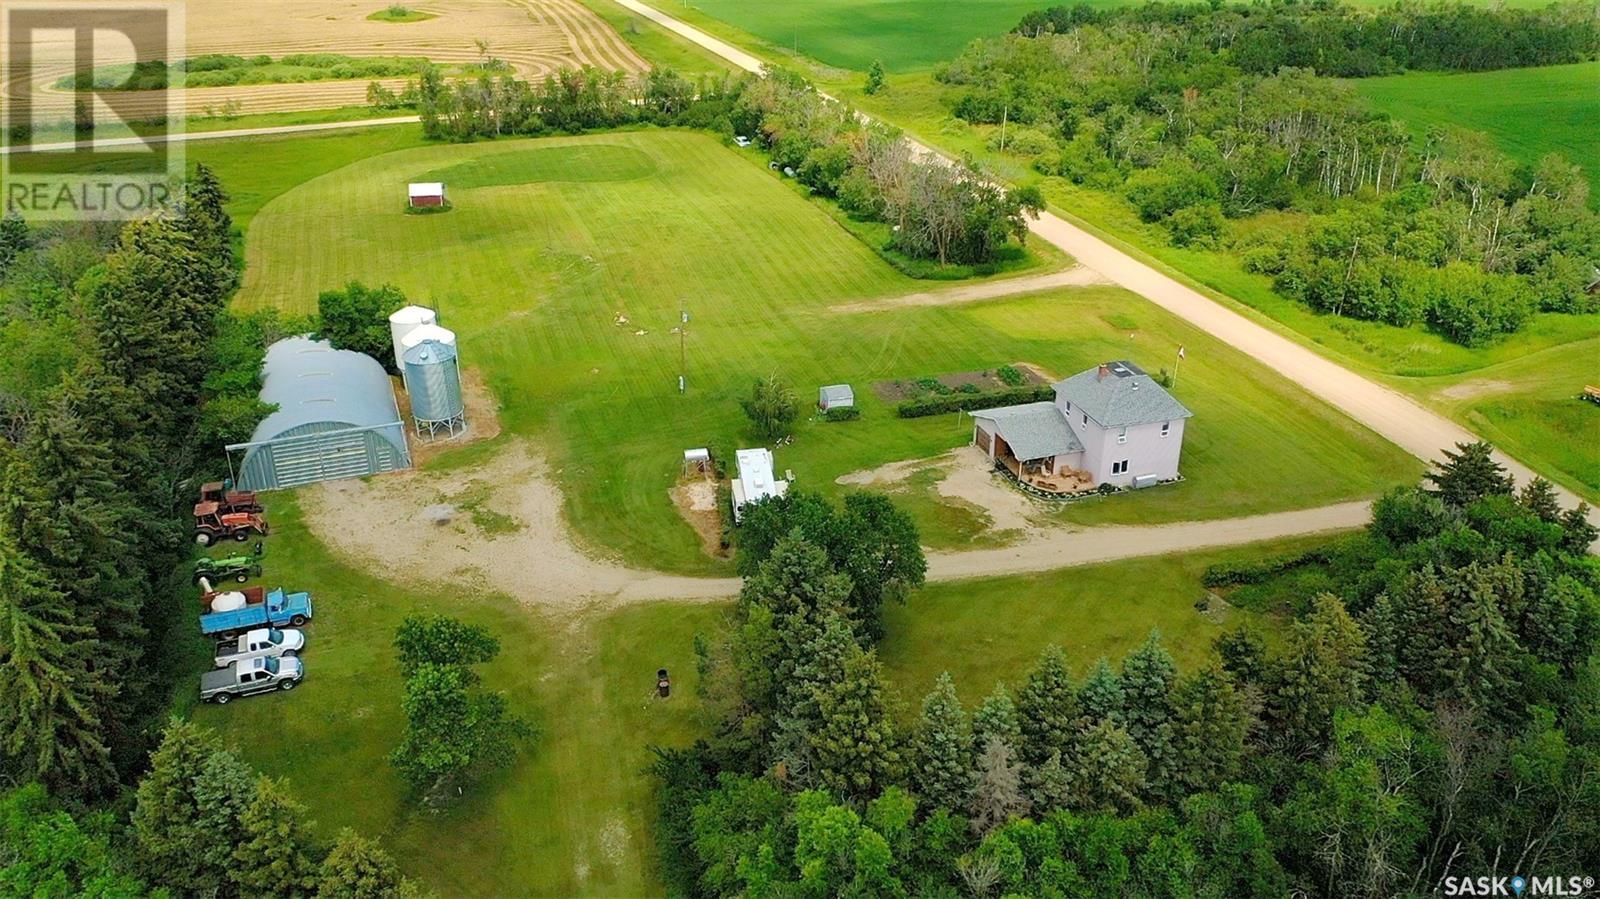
[213,627,304,668]
[201,656,303,704]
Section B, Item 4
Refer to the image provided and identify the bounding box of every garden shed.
[818,384,854,411]
[407,182,446,208]
[227,337,411,491]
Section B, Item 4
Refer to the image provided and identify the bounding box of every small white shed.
[818,384,855,411]
[407,182,447,208]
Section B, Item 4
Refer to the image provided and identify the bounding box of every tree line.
[1015,1,1600,76]
[652,446,1600,896]
[936,1,1600,344]
[0,171,425,893]
[400,64,1042,267]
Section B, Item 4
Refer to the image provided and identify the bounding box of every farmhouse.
[730,447,788,522]
[970,360,1192,492]
[407,182,446,208]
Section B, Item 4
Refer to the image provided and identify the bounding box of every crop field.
[5,0,646,121]
[226,128,1416,572]
[190,492,1314,895]
[1356,62,1600,201]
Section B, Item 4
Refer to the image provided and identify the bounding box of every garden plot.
[8,0,647,121]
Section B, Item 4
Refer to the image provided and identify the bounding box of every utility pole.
[678,308,688,394]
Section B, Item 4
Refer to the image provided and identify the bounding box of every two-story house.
[969,360,1193,491]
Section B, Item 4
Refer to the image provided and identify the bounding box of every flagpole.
[1173,345,1183,387]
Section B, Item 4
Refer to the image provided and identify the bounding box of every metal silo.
[387,305,436,371]
[402,339,466,438]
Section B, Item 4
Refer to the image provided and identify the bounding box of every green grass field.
[190,493,1321,896]
[226,129,1415,570]
[1356,62,1600,201]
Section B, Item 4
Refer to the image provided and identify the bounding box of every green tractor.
[194,542,265,584]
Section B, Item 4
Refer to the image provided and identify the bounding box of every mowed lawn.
[1356,62,1600,201]
[189,496,1317,896]
[232,129,1417,570]
[189,497,721,897]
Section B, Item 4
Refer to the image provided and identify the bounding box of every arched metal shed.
[227,337,411,491]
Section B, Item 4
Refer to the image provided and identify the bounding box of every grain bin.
[388,305,437,370]
[400,323,456,356]
[402,338,465,438]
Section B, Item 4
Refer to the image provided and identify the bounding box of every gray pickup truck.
[201,655,303,704]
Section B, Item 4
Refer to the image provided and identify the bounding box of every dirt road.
[612,0,1599,535]
[829,266,1107,313]
[303,440,1373,606]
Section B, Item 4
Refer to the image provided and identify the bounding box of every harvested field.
[8,0,648,121]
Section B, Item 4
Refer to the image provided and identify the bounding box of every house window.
[1112,460,1129,475]
[1081,412,1088,426]
[1161,421,1171,437]
[1117,427,1128,445]
[1064,401,1071,412]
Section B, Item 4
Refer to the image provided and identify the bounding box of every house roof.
[970,402,1084,460]
[1054,360,1192,428]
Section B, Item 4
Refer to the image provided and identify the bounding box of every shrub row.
[1201,546,1334,588]
[896,385,1054,419]
[824,406,860,422]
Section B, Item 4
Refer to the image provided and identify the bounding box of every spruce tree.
[1425,441,1512,508]
[0,532,112,792]
[1169,666,1249,795]
[1444,562,1522,711]
[1016,646,1077,767]
[1559,503,1598,554]
[184,162,237,293]
[1077,658,1124,724]
[967,737,1028,835]
[1026,749,1075,814]
[1519,476,1563,522]
[317,829,423,898]
[1269,595,1369,752]
[912,672,974,811]
[802,624,900,802]
[133,720,256,894]
[1119,631,1177,797]
[233,776,321,896]
[1070,718,1147,813]
[971,682,1021,756]
[774,613,860,785]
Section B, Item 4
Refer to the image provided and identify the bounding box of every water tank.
[402,339,464,426]
[388,305,437,370]
[211,591,247,612]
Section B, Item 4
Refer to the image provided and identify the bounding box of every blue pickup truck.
[200,587,313,638]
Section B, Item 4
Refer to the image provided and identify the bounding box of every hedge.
[824,406,860,421]
[1201,546,1333,588]
[897,385,1054,418]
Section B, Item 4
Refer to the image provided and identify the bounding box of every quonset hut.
[228,337,411,491]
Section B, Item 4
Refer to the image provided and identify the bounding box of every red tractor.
[194,502,270,546]
[199,480,264,515]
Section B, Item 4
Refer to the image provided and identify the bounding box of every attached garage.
[227,337,411,491]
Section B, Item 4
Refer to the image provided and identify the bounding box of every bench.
[1584,385,1600,405]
